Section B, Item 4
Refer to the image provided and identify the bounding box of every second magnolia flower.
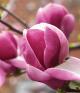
[36,3,75,38]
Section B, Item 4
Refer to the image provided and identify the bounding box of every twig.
[69,42,80,50]
[0,5,29,28]
[0,19,22,34]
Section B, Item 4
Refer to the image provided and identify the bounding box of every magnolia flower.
[0,21,24,86]
[11,23,80,90]
[36,3,75,38]
[0,31,18,86]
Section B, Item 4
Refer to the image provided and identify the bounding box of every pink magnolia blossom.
[11,23,80,90]
[0,22,25,86]
[36,3,75,38]
[0,31,18,86]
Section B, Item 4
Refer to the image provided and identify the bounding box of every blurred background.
[0,0,80,93]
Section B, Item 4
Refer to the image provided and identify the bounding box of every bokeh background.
[0,0,80,93]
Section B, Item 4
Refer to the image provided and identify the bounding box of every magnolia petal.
[19,36,44,70]
[0,69,6,87]
[6,32,17,48]
[10,56,27,69]
[36,8,47,23]
[0,60,11,71]
[46,57,80,80]
[27,29,45,67]
[47,23,69,64]
[31,23,48,31]
[44,27,60,68]
[26,64,51,82]
[0,32,17,60]
[44,4,68,28]
[61,14,75,38]
[36,3,68,28]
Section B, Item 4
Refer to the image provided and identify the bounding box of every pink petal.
[44,27,60,68]
[47,23,69,64]
[27,29,45,67]
[61,14,75,38]
[0,69,6,86]
[36,8,47,23]
[6,32,17,48]
[19,36,44,70]
[10,56,27,69]
[30,23,69,65]
[0,60,11,71]
[26,64,50,82]
[36,3,68,28]
[46,57,80,80]
[0,32,17,60]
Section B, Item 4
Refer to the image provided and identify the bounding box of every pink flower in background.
[0,21,25,86]
[36,3,75,38]
[0,31,17,86]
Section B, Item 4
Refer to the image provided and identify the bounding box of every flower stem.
[0,5,29,28]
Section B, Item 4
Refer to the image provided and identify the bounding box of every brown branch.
[0,19,22,35]
[0,5,29,28]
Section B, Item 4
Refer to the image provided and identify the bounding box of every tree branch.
[0,19,22,34]
[0,5,29,28]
